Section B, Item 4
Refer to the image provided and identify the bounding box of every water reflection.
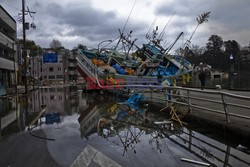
[0,86,87,139]
[28,87,79,114]
[0,96,29,139]
[1,87,250,167]
[79,98,250,167]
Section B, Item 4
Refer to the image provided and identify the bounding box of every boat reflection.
[79,99,250,167]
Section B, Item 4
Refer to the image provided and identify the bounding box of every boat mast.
[114,0,137,50]
[179,11,211,64]
[164,32,184,55]
[158,11,176,41]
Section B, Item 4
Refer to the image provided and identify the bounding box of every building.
[210,69,226,79]
[29,49,77,85]
[66,50,78,82]
[0,5,17,95]
[195,62,212,72]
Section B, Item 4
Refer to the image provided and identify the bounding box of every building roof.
[0,5,16,23]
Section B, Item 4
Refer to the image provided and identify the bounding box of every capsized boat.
[76,36,191,88]
[76,12,210,89]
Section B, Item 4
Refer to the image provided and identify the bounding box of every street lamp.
[229,54,234,89]
[37,57,43,89]
[98,40,112,52]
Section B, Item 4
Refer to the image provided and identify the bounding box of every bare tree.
[49,39,63,52]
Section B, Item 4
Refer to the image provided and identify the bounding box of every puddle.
[0,86,250,167]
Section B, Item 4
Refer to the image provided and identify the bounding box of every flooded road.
[0,86,250,167]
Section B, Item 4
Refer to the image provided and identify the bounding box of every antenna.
[121,0,137,34]
[158,11,176,40]
[146,18,157,39]
[115,0,137,50]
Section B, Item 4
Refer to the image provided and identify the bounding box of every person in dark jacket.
[198,70,206,90]
[157,73,163,85]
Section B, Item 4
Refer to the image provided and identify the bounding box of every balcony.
[68,70,76,75]
[68,54,76,60]
[0,31,16,51]
[68,62,76,67]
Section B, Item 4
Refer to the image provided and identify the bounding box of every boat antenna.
[115,0,137,50]
[158,11,176,41]
[146,18,157,40]
[121,0,137,34]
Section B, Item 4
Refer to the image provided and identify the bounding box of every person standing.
[198,70,206,90]
[157,73,163,85]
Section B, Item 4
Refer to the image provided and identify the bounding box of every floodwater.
[0,86,250,167]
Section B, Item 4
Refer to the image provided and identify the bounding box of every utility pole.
[22,0,28,95]
[12,42,18,96]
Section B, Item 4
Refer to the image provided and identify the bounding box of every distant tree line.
[18,38,87,56]
[182,34,249,72]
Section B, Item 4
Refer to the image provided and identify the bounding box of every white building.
[0,5,17,95]
[29,49,77,85]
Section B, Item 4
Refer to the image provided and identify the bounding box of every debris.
[181,158,210,166]
[154,120,172,125]
[45,112,60,124]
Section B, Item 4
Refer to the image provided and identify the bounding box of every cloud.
[155,0,250,46]
[26,1,147,48]
[2,0,250,49]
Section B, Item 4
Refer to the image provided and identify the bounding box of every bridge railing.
[143,86,250,124]
[94,68,250,123]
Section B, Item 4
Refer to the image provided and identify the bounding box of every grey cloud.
[46,3,117,27]
[37,2,148,47]
[155,0,250,46]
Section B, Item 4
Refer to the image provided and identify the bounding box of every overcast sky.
[1,0,250,51]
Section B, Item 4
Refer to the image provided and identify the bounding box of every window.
[43,76,47,79]
[58,67,61,71]
[214,75,221,78]
[56,75,63,79]
[49,67,53,72]
[40,67,42,72]
[50,88,56,92]
[49,75,55,79]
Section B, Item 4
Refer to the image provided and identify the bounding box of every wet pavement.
[0,86,250,167]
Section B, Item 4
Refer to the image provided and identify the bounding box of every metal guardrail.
[146,87,250,124]
[95,72,250,123]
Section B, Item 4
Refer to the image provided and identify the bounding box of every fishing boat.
[76,12,210,89]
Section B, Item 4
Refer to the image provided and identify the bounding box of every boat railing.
[78,50,96,69]
[77,50,104,79]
